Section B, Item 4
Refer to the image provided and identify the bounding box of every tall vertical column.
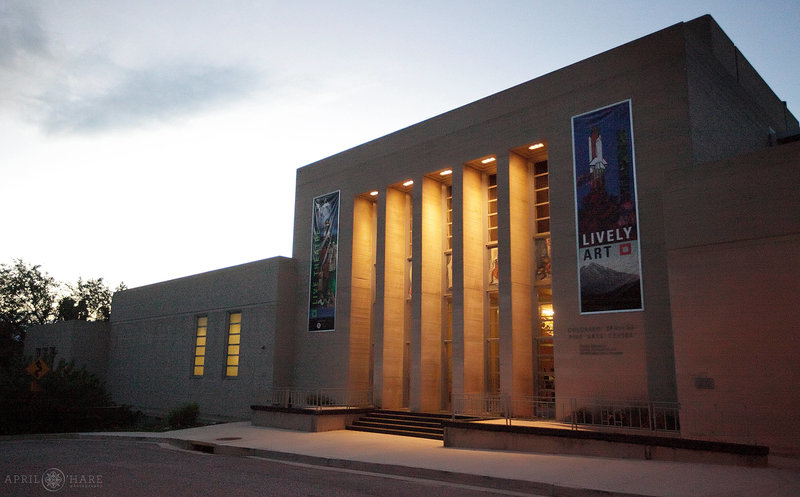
[410,176,444,411]
[350,196,376,395]
[372,190,387,407]
[454,165,485,395]
[497,153,534,404]
[380,187,407,408]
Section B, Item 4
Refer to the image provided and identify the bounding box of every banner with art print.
[308,191,339,331]
[572,100,643,313]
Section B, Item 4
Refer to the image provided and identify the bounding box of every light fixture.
[529,143,544,150]
[369,190,379,196]
[402,179,414,187]
[439,169,453,176]
[481,157,496,164]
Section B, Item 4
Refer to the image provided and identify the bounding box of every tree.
[59,278,127,322]
[55,296,80,321]
[0,259,58,341]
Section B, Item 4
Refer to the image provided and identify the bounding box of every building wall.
[684,16,799,165]
[288,15,796,415]
[665,141,800,455]
[291,19,695,404]
[24,321,110,382]
[106,257,296,420]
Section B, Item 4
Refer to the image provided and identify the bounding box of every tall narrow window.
[193,316,207,376]
[487,173,498,243]
[486,172,500,395]
[487,292,500,395]
[532,156,554,408]
[533,161,550,234]
[225,312,242,377]
[445,184,453,291]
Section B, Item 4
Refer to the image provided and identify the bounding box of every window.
[225,312,242,377]
[487,292,500,395]
[533,160,550,234]
[444,184,453,291]
[193,317,207,376]
[35,347,56,364]
[487,173,498,243]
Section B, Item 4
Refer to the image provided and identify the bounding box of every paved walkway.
[83,422,800,497]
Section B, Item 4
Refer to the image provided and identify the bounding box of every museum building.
[25,15,800,456]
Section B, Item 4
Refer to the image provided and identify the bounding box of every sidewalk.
[86,422,800,497]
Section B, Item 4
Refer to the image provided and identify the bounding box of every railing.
[563,398,680,433]
[451,392,507,419]
[452,393,680,434]
[257,388,373,411]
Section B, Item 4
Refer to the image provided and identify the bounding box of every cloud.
[0,0,50,67]
[1,1,262,134]
[37,62,261,134]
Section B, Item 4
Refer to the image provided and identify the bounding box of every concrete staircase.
[346,410,454,440]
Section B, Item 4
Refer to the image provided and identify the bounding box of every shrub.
[0,356,122,434]
[167,403,199,429]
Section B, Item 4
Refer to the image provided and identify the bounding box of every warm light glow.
[540,305,554,318]
[529,142,545,150]
[481,157,496,164]
[403,179,414,187]
[439,169,453,176]
[369,190,379,196]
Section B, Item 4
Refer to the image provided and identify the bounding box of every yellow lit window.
[193,316,207,376]
[225,312,242,377]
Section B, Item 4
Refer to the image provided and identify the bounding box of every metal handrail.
[258,387,373,411]
[451,393,680,433]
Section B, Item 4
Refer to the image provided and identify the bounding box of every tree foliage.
[1,258,126,368]
[0,259,58,344]
[55,278,127,322]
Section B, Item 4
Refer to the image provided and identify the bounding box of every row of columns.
[350,153,537,411]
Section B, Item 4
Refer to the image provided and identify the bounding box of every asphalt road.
[1,439,544,497]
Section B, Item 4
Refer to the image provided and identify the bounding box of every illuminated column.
[410,176,443,411]
[349,196,376,395]
[378,187,407,408]
[496,153,534,404]
[372,190,387,407]
[452,165,485,395]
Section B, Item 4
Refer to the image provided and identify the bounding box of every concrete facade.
[24,320,111,382]
[24,15,800,454]
[106,257,296,420]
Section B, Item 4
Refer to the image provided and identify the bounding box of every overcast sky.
[2,0,798,290]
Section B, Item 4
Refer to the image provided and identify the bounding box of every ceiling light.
[439,169,453,176]
[529,143,544,150]
[403,179,414,187]
[481,157,496,164]
[369,190,379,196]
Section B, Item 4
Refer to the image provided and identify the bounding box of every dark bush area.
[0,355,138,435]
[167,403,200,429]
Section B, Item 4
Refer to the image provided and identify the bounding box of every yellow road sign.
[26,358,51,379]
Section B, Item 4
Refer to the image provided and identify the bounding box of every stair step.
[360,415,443,427]
[345,424,443,440]
[376,409,454,419]
[350,420,443,435]
[346,409,461,441]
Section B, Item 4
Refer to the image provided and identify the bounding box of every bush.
[0,356,129,434]
[167,403,199,429]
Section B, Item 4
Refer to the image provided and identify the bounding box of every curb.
[2,432,651,497]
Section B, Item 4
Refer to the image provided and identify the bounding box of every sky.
[2,0,798,290]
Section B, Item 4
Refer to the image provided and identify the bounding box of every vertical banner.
[308,191,340,331]
[572,100,643,314]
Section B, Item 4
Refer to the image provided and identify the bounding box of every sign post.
[26,358,51,391]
